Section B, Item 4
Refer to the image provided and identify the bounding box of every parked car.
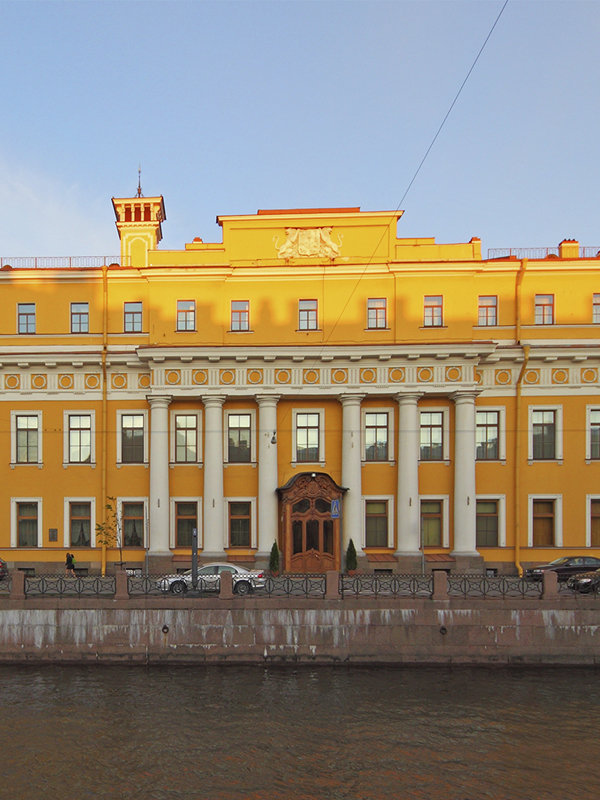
[156,563,266,595]
[567,568,600,593]
[0,558,7,580]
[525,556,600,582]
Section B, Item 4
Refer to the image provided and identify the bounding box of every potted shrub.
[345,538,358,574]
[268,542,280,576]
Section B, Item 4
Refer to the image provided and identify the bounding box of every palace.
[1,192,600,575]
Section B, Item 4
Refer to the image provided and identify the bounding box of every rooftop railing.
[488,246,600,260]
[0,256,122,269]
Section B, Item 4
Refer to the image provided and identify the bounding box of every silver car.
[156,563,266,596]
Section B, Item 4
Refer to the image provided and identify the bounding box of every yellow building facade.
[1,192,600,575]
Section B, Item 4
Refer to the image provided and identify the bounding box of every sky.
[0,0,598,257]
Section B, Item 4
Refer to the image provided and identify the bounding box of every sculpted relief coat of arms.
[274,227,342,259]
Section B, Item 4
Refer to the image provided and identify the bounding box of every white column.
[202,395,226,558]
[340,394,365,555]
[148,395,171,555]
[451,392,479,556]
[395,393,422,556]
[256,394,280,558]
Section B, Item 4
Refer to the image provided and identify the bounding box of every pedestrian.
[65,552,76,577]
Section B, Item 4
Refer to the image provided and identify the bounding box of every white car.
[156,563,266,596]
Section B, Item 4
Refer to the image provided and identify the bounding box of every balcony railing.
[0,256,122,269]
[488,247,600,260]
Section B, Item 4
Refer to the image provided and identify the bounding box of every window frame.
[176,300,196,332]
[223,497,257,549]
[70,302,89,334]
[116,410,149,466]
[170,410,202,465]
[361,407,395,463]
[477,295,498,327]
[362,495,394,549]
[419,495,450,548]
[10,497,43,548]
[534,294,554,325]
[527,494,563,547]
[528,405,563,463]
[63,497,96,548]
[475,406,506,462]
[170,497,203,549]
[475,494,506,548]
[423,295,443,328]
[223,409,257,465]
[63,410,95,467]
[298,299,318,331]
[17,303,36,335]
[117,497,148,548]
[123,302,143,333]
[419,407,450,462]
[367,298,387,330]
[230,300,250,332]
[594,294,600,325]
[292,408,325,465]
[10,410,43,467]
[586,495,600,548]
[586,406,600,462]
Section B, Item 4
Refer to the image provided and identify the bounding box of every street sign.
[331,499,340,519]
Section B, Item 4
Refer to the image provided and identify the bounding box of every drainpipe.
[514,259,528,576]
[101,264,108,577]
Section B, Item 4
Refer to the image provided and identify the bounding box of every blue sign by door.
[331,499,340,519]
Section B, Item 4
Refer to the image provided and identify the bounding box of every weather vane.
[136,165,143,198]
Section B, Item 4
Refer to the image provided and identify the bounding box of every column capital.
[202,395,226,409]
[451,390,481,405]
[395,392,423,405]
[255,394,281,407]
[338,393,366,407]
[146,394,172,408]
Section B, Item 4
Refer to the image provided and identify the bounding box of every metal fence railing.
[341,573,433,598]
[127,575,217,597]
[487,246,600,260]
[0,256,122,269]
[447,574,543,599]
[0,576,11,595]
[263,574,326,598]
[25,575,116,597]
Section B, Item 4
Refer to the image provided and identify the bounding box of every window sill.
[527,459,563,465]
[292,461,326,468]
[116,462,149,469]
[224,462,257,468]
[175,329,197,333]
[296,329,322,333]
[476,459,507,466]
[227,330,253,334]
[419,325,447,330]
[418,459,451,465]
[361,460,396,466]
[63,462,96,469]
[10,462,43,469]
[170,461,203,468]
[364,327,390,332]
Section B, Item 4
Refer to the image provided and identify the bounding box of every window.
[298,300,318,330]
[229,501,251,547]
[476,411,499,460]
[590,499,600,547]
[68,415,92,463]
[295,412,320,463]
[124,302,142,332]
[122,502,144,547]
[367,298,387,329]
[476,500,498,547]
[528,495,562,547]
[424,296,443,327]
[231,301,249,331]
[594,295,600,324]
[365,500,388,547]
[227,413,251,463]
[420,412,443,461]
[532,410,555,460]
[478,296,497,326]
[175,415,198,463]
[175,502,198,547]
[535,294,554,325]
[365,413,389,461]
[18,303,36,334]
[588,408,600,460]
[120,414,145,464]
[421,500,442,546]
[69,502,91,547]
[71,303,89,333]
[17,502,39,547]
[16,415,39,463]
[177,300,195,331]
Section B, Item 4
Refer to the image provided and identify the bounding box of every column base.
[449,553,485,574]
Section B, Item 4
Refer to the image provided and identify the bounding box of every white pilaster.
[147,395,171,555]
[256,394,280,558]
[340,394,365,555]
[451,392,479,556]
[395,393,422,556]
[202,395,226,558]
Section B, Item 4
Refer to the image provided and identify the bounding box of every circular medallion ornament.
[582,368,598,384]
[552,369,568,384]
[445,366,461,382]
[474,370,483,385]
[138,374,150,389]
[59,374,74,390]
[247,369,263,385]
[86,374,101,390]
[275,369,291,384]
[192,370,208,385]
[166,370,181,385]
[389,367,405,383]
[111,374,126,390]
[360,368,376,384]
[495,370,512,385]
[524,370,539,384]
[303,369,319,384]
[5,374,20,390]
[332,368,348,384]
[417,367,433,382]
[220,370,235,385]
[32,374,47,390]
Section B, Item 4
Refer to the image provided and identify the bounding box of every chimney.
[558,239,579,259]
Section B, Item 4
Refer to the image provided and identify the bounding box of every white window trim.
[528,494,563,548]
[11,497,43,548]
[10,410,43,467]
[419,407,450,463]
[62,410,96,467]
[223,496,257,549]
[292,407,326,466]
[116,409,149,466]
[361,407,395,463]
[117,497,149,548]
[527,405,563,463]
[170,409,202,466]
[223,408,257,465]
[419,494,450,549]
[585,405,600,463]
[170,497,203,550]
[176,299,196,332]
[63,497,97,549]
[366,297,388,330]
[585,495,600,548]
[362,495,394,549]
[475,405,506,463]
[476,494,506,548]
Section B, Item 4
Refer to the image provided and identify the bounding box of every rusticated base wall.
[1,598,600,664]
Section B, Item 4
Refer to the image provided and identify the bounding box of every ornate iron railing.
[25,575,116,597]
[447,574,542,598]
[0,576,12,595]
[262,574,326,597]
[340,573,433,598]
[487,246,600,260]
[0,256,122,269]
[127,575,216,596]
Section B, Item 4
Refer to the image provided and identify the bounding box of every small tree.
[345,538,358,573]
[95,497,123,571]
[269,542,280,575]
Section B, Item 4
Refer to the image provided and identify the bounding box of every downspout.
[101,264,108,577]
[514,258,528,576]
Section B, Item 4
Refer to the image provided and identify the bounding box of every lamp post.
[191,527,198,590]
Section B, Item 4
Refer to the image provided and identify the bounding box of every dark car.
[0,558,8,580]
[567,568,600,593]
[525,556,600,582]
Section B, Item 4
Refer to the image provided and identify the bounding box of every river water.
[1,665,597,800]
